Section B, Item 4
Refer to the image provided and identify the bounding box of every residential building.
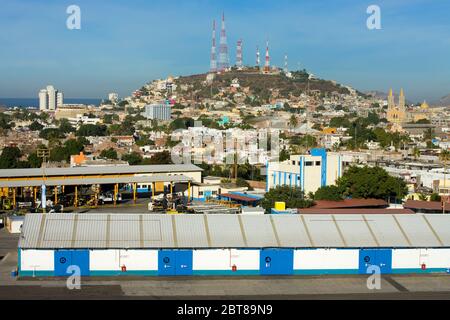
[39,85,63,111]
[143,103,172,121]
[266,148,343,194]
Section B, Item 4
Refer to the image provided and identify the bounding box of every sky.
[1,0,450,102]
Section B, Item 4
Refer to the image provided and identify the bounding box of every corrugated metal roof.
[270,215,311,247]
[0,164,202,178]
[302,215,345,247]
[206,215,246,248]
[332,215,377,247]
[364,215,410,247]
[18,213,450,249]
[0,174,193,188]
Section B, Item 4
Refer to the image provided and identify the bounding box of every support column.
[74,186,78,208]
[33,187,37,204]
[133,183,137,204]
[187,181,191,203]
[151,182,155,201]
[12,188,16,208]
[54,186,58,205]
[114,183,119,206]
[170,182,173,195]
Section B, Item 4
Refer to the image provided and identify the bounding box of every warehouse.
[18,213,450,277]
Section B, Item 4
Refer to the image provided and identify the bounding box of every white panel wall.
[193,249,231,270]
[119,250,158,271]
[392,249,420,269]
[230,249,259,270]
[90,249,158,271]
[193,249,259,271]
[393,249,450,269]
[90,250,120,271]
[21,249,54,271]
[294,249,359,270]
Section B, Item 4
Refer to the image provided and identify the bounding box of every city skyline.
[1,0,450,102]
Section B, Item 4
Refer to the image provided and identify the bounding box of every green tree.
[289,115,298,129]
[279,148,290,162]
[50,146,69,162]
[261,186,313,212]
[39,128,65,140]
[27,153,42,168]
[100,148,118,160]
[59,118,75,133]
[430,193,442,202]
[122,152,143,165]
[142,150,173,165]
[64,139,84,156]
[29,121,44,131]
[313,185,343,201]
[0,146,21,169]
[76,124,107,137]
[336,166,407,201]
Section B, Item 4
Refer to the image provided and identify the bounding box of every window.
[316,161,321,166]
[292,161,296,165]
[199,191,204,196]
[305,161,313,166]
[212,191,217,195]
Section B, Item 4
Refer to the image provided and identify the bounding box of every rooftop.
[19,213,450,249]
[404,200,450,212]
[311,199,388,209]
[0,164,203,179]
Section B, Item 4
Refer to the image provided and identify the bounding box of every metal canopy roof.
[0,174,192,188]
[0,164,202,178]
[19,213,450,249]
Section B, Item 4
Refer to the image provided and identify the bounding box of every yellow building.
[386,89,407,124]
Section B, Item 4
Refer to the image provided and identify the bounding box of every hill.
[175,69,352,103]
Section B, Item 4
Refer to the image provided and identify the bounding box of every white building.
[108,93,119,103]
[143,103,172,121]
[39,85,63,111]
[266,148,343,194]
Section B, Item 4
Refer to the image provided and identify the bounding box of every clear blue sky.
[1,0,450,102]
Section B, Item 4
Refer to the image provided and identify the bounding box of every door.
[55,250,72,276]
[72,250,90,276]
[175,250,193,276]
[260,249,294,275]
[158,250,176,276]
[359,249,392,274]
[54,250,90,276]
[158,250,193,276]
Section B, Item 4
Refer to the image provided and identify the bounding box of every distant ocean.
[0,98,102,108]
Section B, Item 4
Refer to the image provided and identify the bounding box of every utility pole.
[37,148,50,214]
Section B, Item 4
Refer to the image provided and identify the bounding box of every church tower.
[386,88,407,125]
[399,88,405,112]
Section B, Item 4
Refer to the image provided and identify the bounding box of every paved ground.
[1,226,450,300]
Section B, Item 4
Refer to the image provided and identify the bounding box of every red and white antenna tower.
[236,39,243,68]
[219,12,229,71]
[210,20,217,72]
[264,41,270,73]
[256,46,260,67]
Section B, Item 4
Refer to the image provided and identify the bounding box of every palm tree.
[289,115,298,131]
[412,147,420,160]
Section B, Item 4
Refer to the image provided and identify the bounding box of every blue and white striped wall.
[18,248,450,277]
